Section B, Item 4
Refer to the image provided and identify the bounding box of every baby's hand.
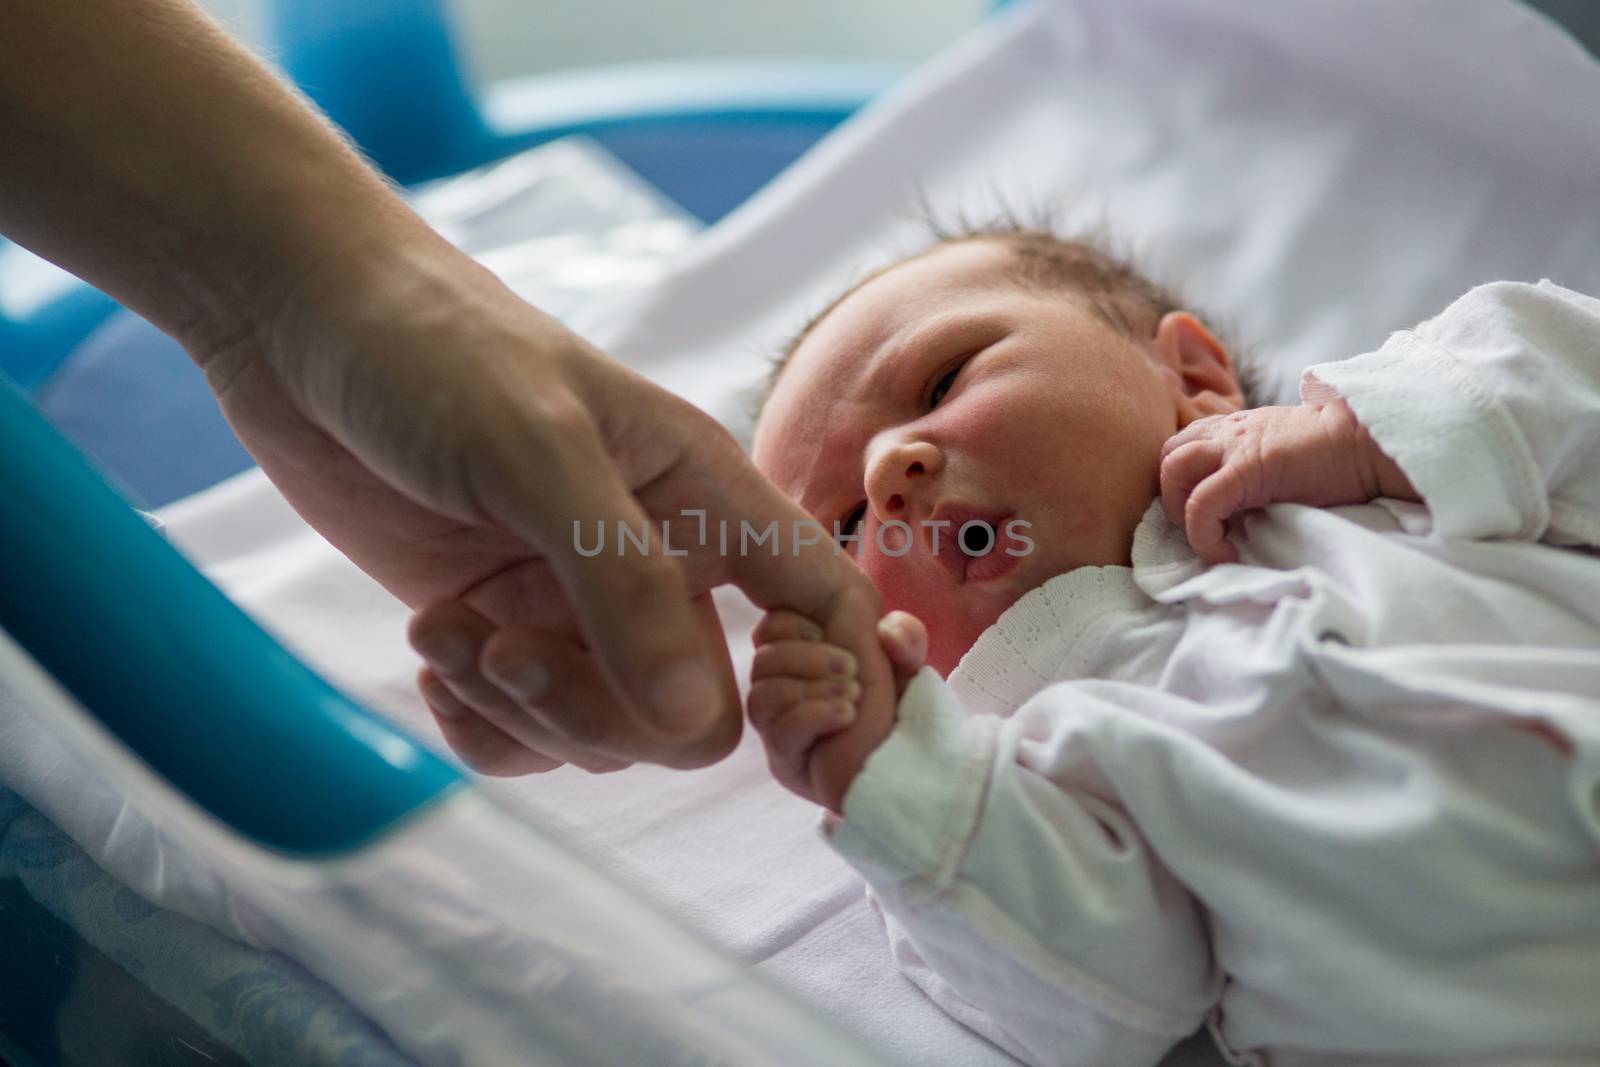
[1160,399,1417,564]
[748,608,927,814]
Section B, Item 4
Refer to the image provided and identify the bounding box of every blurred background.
[6,0,1597,509]
[197,0,988,80]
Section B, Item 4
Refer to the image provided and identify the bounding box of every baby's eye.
[928,364,963,408]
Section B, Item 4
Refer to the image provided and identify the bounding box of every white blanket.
[21,0,1600,1063]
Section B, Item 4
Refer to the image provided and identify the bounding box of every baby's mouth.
[962,518,1024,583]
[928,506,1020,583]
[959,520,996,557]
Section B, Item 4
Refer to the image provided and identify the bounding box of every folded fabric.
[0,791,413,1066]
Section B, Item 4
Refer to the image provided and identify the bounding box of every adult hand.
[1,0,890,777]
[204,237,890,775]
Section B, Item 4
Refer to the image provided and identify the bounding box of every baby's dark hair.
[754,216,1258,422]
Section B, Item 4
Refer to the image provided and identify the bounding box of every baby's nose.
[865,440,943,522]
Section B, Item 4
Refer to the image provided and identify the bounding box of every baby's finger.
[417,667,564,776]
[752,640,857,682]
[1185,468,1246,565]
[1159,439,1224,532]
[876,611,928,684]
[761,700,856,784]
[748,676,861,732]
[1159,414,1225,462]
[753,609,824,646]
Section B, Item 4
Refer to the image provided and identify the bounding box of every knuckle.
[530,393,598,448]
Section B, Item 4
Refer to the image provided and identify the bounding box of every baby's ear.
[1152,312,1245,419]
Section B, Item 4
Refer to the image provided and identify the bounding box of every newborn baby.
[746,227,1600,1067]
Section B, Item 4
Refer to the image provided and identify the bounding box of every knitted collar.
[946,500,1197,716]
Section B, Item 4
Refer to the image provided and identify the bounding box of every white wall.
[200,0,986,84]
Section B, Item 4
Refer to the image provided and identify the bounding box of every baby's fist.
[1159,399,1415,564]
[749,608,926,813]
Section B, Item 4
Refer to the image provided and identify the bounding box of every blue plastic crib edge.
[0,373,463,857]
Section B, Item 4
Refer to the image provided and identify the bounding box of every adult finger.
[412,599,636,771]
[715,463,895,770]
[417,667,563,776]
[479,621,725,768]
[475,396,731,751]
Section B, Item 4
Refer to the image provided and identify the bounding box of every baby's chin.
[920,599,1011,676]
[912,558,1074,675]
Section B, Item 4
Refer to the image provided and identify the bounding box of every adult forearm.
[0,0,435,355]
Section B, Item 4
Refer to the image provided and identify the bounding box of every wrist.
[248,219,596,405]
[189,206,446,363]
[1342,401,1420,502]
[1312,397,1415,503]
[1361,429,1420,502]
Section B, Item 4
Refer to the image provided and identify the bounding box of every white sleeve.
[825,669,1219,1067]
[1300,280,1600,547]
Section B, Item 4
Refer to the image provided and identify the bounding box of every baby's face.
[755,240,1185,674]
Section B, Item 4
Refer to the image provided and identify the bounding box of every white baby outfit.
[826,282,1600,1067]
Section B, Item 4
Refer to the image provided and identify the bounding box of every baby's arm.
[1165,281,1600,559]
[1299,281,1600,547]
[748,613,1216,1067]
[1159,399,1418,563]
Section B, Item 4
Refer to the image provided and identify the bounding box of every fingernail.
[829,679,860,699]
[829,653,856,676]
[833,701,856,724]
[880,611,916,644]
[498,661,550,702]
[799,622,823,641]
[416,628,474,673]
[650,660,720,730]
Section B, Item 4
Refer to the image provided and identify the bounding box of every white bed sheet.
[21,0,1600,1063]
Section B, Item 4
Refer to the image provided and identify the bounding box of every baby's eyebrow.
[856,313,995,400]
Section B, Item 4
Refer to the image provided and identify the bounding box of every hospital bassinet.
[4,2,1600,1065]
